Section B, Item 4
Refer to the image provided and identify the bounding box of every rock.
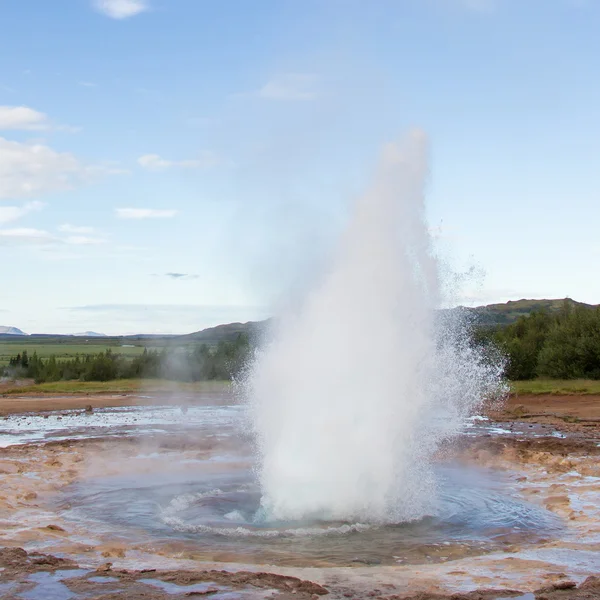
[580,576,600,590]
[553,580,576,589]
[85,405,93,413]
[102,548,126,558]
[537,579,577,593]
[96,562,113,572]
[45,524,66,532]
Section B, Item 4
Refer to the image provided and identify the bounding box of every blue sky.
[1,0,598,334]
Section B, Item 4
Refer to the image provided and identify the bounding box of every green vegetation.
[511,379,600,395]
[467,298,597,327]
[1,379,230,395]
[0,321,266,366]
[2,334,252,384]
[0,342,145,366]
[478,300,600,380]
[3,299,600,390]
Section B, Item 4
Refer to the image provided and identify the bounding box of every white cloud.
[137,152,220,170]
[78,81,98,88]
[0,137,126,200]
[115,208,178,219]
[93,0,149,19]
[257,74,318,101]
[0,105,77,132]
[0,106,50,131]
[0,226,106,247]
[161,272,200,280]
[0,228,55,245]
[59,224,95,234]
[0,201,44,225]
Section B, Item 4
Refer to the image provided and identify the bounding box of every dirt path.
[0,390,234,416]
[486,394,600,437]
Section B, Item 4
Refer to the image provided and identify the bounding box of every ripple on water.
[60,462,562,566]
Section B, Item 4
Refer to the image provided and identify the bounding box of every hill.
[1,299,595,346]
[467,298,597,327]
[178,320,269,345]
[0,326,27,336]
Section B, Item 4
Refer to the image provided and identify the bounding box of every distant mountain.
[0,326,27,335]
[179,320,270,345]
[179,300,597,343]
[2,299,595,343]
[73,331,107,337]
[465,298,597,327]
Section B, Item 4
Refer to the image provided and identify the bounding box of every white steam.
[246,131,505,524]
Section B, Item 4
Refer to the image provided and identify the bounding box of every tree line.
[3,334,252,383]
[476,301,600,380]
[4,305,600,383]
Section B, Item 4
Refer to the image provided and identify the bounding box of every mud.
[487,394,600,436]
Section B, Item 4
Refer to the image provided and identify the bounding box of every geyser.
[247,131,505,524]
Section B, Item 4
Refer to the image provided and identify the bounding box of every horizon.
[1,295,593,337]
[2,1,599,334]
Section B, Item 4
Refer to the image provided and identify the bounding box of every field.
[0,378,230,395]
[511,379,600,395]
[0,339,147,366]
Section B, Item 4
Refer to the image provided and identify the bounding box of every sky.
[1,0,599,335]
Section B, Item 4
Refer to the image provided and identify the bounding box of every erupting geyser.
[247,131,506,525]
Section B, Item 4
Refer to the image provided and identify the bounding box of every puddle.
[0,582,16,595]
[140,578,225,594]
[0,404,241,447]
[18,569,90,600]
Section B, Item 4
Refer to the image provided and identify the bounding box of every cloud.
[137,152,220,170]
[163,272,200,280]
[0,106,50,131]
[0,105,77,132]
[0,224,105,246]
[78,81,98,88]
[115,208,178,219]
[93,0,149,19]
[0,137,127,200]
[58,224,95,234]
[0,201,44,225]
[0,230,106,247]
[257,74,318,101]
[0,228,55,245]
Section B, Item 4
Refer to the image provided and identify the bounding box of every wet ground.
[1,392,600,598]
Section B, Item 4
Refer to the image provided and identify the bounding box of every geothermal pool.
[0,403,564,567]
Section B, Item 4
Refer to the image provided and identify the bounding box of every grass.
[511,379,600,395]
[2,376,599,397]
[1,379,231,395]
[0,342,148,366]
